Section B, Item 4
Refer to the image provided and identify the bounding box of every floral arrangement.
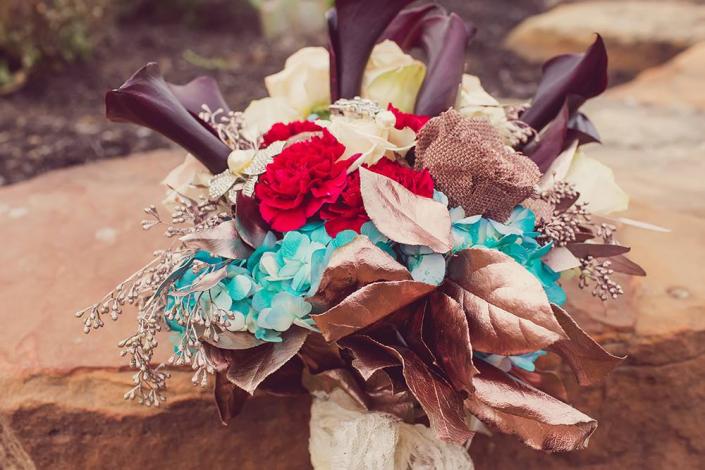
[77,1,646,467]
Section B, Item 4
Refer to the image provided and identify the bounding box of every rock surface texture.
[2,49,705,468]
[505,1,705,74]
[0,151,312,470]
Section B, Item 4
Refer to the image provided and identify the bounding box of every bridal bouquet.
[77,1,645,468]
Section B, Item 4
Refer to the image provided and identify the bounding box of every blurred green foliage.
[0,0,110,93]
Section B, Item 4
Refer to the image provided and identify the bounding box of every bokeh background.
[1,1,703,469]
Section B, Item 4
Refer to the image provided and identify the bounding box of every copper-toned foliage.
[339,334,400,380]
[466,362,597,452]
[299,333,345,374]
[213,371,249,425]
[549,305,623,386]
[567,242,630,259]
[234,191,270,248]
[203,331,265,350]
[308,368,370,409]
[415,110,540,222]
[309,236,411,311]
[359,167,452,253]
[445,248,567,355]
[313,280,436,342]
[105,62,230,173]
[180,220,253,260]
[609,255,647,276]
[424,292,477,394]
[222,326,309,394]
[385,344,473,443]
[257,356,307,396]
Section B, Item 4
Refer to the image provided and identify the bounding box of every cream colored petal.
[242,97,301,138]
[265,46,330,116]
[565,150,629,215]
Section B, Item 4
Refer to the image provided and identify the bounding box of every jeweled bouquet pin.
[77,1,646,468]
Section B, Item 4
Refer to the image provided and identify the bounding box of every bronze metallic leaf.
[313,280,436,342]
[180,219,253,260]
[465,361,597,452]
[549,304,624,386]
[214,371,249,425]
[359,167,453,253]
[309,235,411,311]
[445,247,567,355]
[224,326,309,394]
[425,291,477,394]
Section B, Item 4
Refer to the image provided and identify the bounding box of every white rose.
[242,97,300,139]
[265,47,331,116]
[322,110,415,170]
[361,40,426,113]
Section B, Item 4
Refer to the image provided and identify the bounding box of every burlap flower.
[415,110,540,222]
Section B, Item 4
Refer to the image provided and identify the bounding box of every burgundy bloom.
[255,130,354,232]
[261,120,324,148]
[321,158,434,236]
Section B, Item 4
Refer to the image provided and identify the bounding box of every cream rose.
[265,47,331,117]
[361,40,426,113]
[322,110,415,170]
[264,41,426,119]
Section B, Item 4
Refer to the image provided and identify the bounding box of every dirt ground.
[0,0,550,186]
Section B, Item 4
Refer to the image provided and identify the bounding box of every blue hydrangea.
[166,224,356,343]
[449,205,566,305]
[476,350,548,372]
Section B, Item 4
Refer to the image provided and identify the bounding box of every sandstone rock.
[0,150,312,470]
[505,1,705,74]
[607,42,705,110]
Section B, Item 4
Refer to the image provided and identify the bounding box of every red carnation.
[320,158,435,236]
[255,130,353,232]
[388,104,430,133]
[261,120,323,148]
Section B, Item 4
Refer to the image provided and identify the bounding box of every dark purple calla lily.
[106,62,230,174]
[412,12,474,116]
[521,35,608,134]
[380,5,475,116]
[328,0,414,101]
[168,75,231,117]
[524,103,570,173]
[378,4,440,48]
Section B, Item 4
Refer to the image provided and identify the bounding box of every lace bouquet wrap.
[77,1,646,468]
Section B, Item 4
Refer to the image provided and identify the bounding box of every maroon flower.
[321,158,434,236]
[387,103,430,133]
[255,130,354,232]
[261,120,324,148]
